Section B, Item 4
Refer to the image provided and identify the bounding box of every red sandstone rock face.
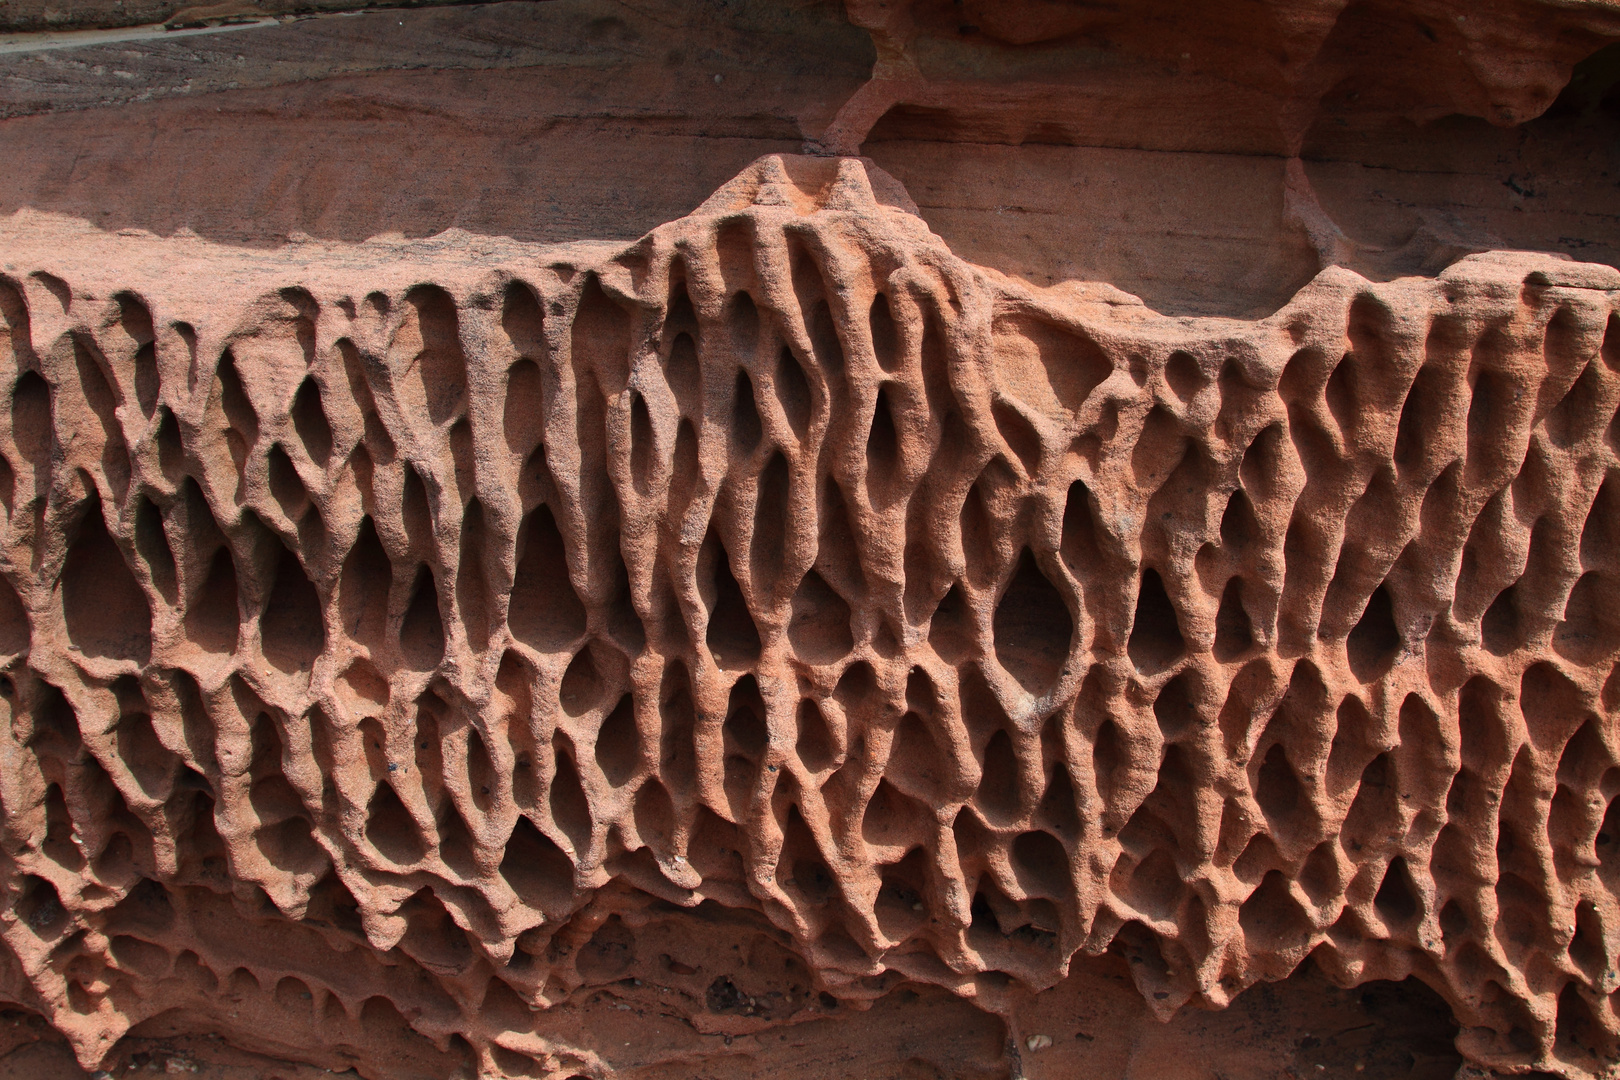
[0,154,1615,1079]
[830,0,1620,152]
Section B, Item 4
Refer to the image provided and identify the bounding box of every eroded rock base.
[0,946,1465,1080]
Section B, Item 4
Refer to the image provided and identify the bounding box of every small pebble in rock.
[1025,1034,1053,1052]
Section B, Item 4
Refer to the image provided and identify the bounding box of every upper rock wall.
[0,0,476,33]
[0,0,1615,320]
[841,0,1620,148]
[0,155,1614,1078]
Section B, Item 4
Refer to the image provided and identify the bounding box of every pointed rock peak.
[694,154,919,218]
[823,157,880,212]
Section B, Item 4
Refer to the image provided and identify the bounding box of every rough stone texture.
[1,1,1619,1077]
[0,151,1615,1078]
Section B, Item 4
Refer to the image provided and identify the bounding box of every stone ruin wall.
[0,148,1614,1078]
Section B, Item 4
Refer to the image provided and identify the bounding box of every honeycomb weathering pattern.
[0,153,1615,1078]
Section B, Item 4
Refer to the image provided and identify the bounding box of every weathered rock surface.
[1,0,1619,1075]
[0,151,1614,1078]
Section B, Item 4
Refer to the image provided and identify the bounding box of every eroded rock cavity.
[0,155,1616,1078]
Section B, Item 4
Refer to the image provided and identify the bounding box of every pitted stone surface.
[0,155,1615,1078]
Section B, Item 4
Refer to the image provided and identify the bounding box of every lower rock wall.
[0,155,1614,1078]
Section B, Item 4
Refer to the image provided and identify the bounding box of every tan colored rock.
[0,153,1615,1078]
